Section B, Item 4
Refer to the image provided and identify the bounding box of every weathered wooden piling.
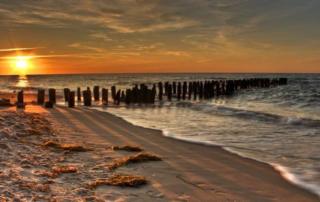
[16,90,25,108]
[167,84,172,101]
[83,88,92,106]
[102,88,108,105]
[177,82,181,100]
[152,85,156,104]
[111,86,116,103]
[68,91,75,108]
[279,78,288,85]
[48,88,56,104]
[199,82,204,99]
[193,82,198,100]
[44,101,53,108]
[115,90,121,105]
[37,89,45,105]
[125,89,131,104]
[188,82,193,100]
[158,82,163,101]
[77,87,81,101]
[121,91,126,102]
[182,82,187,100]
[64,88,70,102]
[173,82,177,95]
[93,86,100,101]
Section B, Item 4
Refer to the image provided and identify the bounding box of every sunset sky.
[0,0,319,74]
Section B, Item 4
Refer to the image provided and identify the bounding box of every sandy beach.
[0,103,318,201]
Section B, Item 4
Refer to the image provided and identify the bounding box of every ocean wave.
[177,102,320,128]
[273,164,320,197]
[97,107,320,198]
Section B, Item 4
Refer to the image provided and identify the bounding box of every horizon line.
[1,72,320,76]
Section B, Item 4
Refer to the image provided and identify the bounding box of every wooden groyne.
[19,77,288,108]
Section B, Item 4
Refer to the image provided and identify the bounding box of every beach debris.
[108,152,162,170]
[52,165,78,175]
[19,181,50,192]
[89,174,147,188]
[42,141,89,152]
[112,145,143,152]
[36,165,78,178]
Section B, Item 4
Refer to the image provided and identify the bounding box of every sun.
[12,56,32,75]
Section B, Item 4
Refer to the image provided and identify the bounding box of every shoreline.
[1,92,319,200]
[64,105,318,201]
[92,106,320,198]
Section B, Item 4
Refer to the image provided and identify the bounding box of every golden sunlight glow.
[10,56,33,75]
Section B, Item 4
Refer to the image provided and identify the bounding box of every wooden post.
[193,82,197,100]
[111,86,116,102]
[125,89,131,105]
[115,90,121,105]
[182,82,187,100]
[68,91,75,108]
[93,86,100,101]
[16,90,25,108]
[152,84,156,104]
[121,91,126,102]
[37,89,45,105]
[173,82,177,95]
[102,88,108,105]
[48,88,56,104]
[77,87,81,101]
[167,84,172,101]
[158,82,163,101]
[279,78,288,85]
[83,89,92,106]
[44,101,53,108]
[188,82,192,100]
[177,82,181,100]
[64,88,70,102]
[199,82,203,99]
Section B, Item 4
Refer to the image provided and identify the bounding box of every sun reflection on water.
[16,75,29,88]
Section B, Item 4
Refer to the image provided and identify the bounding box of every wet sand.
[0,103,319,201]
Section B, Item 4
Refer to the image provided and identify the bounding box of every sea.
[0,73,319,196]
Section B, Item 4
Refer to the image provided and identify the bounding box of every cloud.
[0,0,319,67]
[68,43,105,53]
[0,47,42,52]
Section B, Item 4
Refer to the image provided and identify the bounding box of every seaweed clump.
[108,152,162,170]
[89,174,147,188]
[43,141,89,152]
[36,165,78,178]
[112,145,143,152]
[20,182,50,192]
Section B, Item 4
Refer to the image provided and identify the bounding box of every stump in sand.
[83,89,92,106]
[68,91,75,108]
[102,88,108,105]
[37,89,45,105]
[93,86,100,101]
[77,87,81,101]
[16,90,25,108]
[63,88,70,102]
[48,88,56,104]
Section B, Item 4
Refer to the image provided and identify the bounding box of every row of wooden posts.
[16,77,288,108]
